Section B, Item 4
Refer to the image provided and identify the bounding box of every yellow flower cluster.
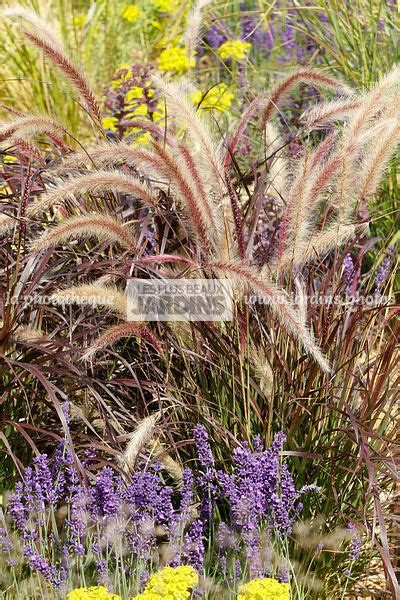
[101,116,118,131]
[73,14,87,28]
[217,40,251,61]
[192,83,235,112]
[132,566,199,599]
[110,63,133,88]
[152,0,180,13]
[67,587,121,600]
[237,578,290,600]
[158,47,195,74]
[121,5,142,23]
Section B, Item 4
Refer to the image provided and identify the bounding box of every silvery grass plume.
[273,67,399,273]
[81,322,162,361]
[152,75,226,202]
[119,412,161,471]
[2,6,64,51]
[4,8,101,124]
[301,98,362,130]
[0,213,15,236]
[331,65,400,221]
[184,0,212,67]
[206,260,330,372]
[58,142,221,253]
[51,283,163,359]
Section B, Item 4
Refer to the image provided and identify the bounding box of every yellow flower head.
[73,14,87,28]
[111,64,133,87]
[158,47,195,74]
[68,587,121,600]
[191,83,235,112]
[152,0,180,13]
[132,565,199,599]
[237,578,290,600]
[101,116,118,131]
[217,40,251,61]
[121,5,142,23]
[125,87,145,102]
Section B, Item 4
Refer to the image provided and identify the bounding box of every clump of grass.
[0,13,398,598]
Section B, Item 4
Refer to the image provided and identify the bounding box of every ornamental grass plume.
[131,566,199,599]
[15,27,101,124]
[0,213,15,235]
[119,413,162,471]
[81,322,163,360]
[51,284,128,317]
[0,115,71,149]
[27,170,158,216]
[237,577,290,600]
[30,213,140,253]
[2,6,64,51]
[260,68,354,130]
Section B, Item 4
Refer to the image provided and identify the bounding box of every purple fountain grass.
[260,68,354,130]
[30,213,140,253]
[0,115,72,149]
[51,283,128,317]
[301,98,362,130]
[20,29,102,124]
[81,322,163,361]
[28,170,158,216]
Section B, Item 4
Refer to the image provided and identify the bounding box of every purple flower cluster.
[192,428,304,579]
[240,5,274,55]
[5,426,305,588]
[345,522,363,577]
[343,254,355,294]
[347,522,362,561]
[219,432,299,536]
[374,246,395,291]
